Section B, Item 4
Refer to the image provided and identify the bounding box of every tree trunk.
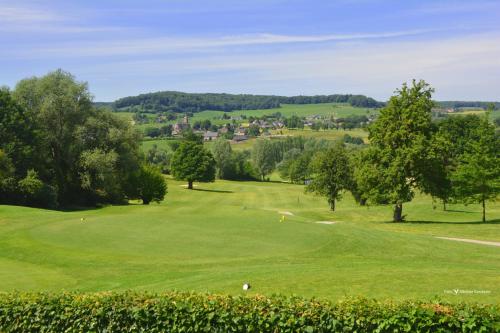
[188,181,193,190]
[482,198,486,223]
[393,203,403,222]
[329,199,336,212]
[443,200,447,211]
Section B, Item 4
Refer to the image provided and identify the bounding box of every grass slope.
[0,178,498,302]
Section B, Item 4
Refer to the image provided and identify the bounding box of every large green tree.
[451,117,499,222]
[420,115,482,210]
[3,70,143,207]
[306,144,351,211]
[212,138,232,179]
[360,80,435,221]
[251,139,275,181]
[171,141,216,189]
[0,88,38,178]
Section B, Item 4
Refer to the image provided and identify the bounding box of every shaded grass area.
[0,178,498,303]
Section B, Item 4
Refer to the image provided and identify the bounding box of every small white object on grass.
[242,283,251,291]
[81,217,85,222]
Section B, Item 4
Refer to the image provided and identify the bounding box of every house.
[173,115,190,135]
[235,127,248,135]
[203,131,219,141]
[272,121,285,129]
[232,134,248,142]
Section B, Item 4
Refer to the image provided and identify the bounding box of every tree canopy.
[306,144,352,211]
[356,80,435,221]
[171,141,216,189]
[0,70,165,208]
[112,91,382,113]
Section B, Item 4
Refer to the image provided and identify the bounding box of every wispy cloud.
[77,33,500,101]
[7,29,437,58]
[0,5,61,23]
[0,3,123,33]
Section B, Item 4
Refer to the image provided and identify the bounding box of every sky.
[1,0,500,102]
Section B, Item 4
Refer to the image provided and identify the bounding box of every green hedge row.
[0,292,498,332]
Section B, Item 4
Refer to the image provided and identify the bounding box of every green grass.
[141,138,178,153]
[129,103,376,131]
[189,103,375,125]
[0,178,498,302]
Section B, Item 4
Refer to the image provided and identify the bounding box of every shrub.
[0,292,497,332]
[18,170,58,208]
[127,164,167,204]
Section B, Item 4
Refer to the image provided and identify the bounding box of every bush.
[18,170,58,208]
[127,164,167,204]
[0,292,497,332]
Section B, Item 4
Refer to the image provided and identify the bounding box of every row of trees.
[271,81,499,222]
[113,91,382,114]
[0,70,166,208]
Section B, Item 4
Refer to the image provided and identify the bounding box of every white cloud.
[6,30,437,58]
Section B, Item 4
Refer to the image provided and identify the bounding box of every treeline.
[279,94,382,108]
[112,91,382,113]
[0,70,167,208]
[437,101,500,109]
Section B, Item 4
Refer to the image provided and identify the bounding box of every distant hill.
[436,101,500,110]
[94,91,499,114]
[101,91,383,113]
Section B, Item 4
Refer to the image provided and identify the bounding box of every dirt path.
[436,237,500,247]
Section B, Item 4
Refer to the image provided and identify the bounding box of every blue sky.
[1,0,500,101]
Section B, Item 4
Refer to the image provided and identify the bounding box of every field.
[0,178,498,302]
[121,103,376,132]
[142,129,368,155]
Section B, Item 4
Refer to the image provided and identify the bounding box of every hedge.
[0,292,498,332]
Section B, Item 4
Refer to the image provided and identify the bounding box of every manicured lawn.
[0,178,498,303]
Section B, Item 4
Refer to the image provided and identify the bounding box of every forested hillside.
[112,91,383,113]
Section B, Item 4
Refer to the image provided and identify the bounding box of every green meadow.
[126,103,377,132]
[0,178,498,302]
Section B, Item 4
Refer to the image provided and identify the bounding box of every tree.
[451,117,499,222]
[251,139,275,181]
[0,150,14,180]
[79,148,121,204]
[128,164,167,204]
[419,116,482,210]
[361,80,435,221]
[171,141,216,189]
[7,70,143,208]
[212,138,232,179]
[288,154,312,184]
[306,144,351,211]
[13,70,94,203]
[18,169,58,208]
[248,124,260,137]
[146,145,171,174]
[277,148,302,180]
[0,88,38,178]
